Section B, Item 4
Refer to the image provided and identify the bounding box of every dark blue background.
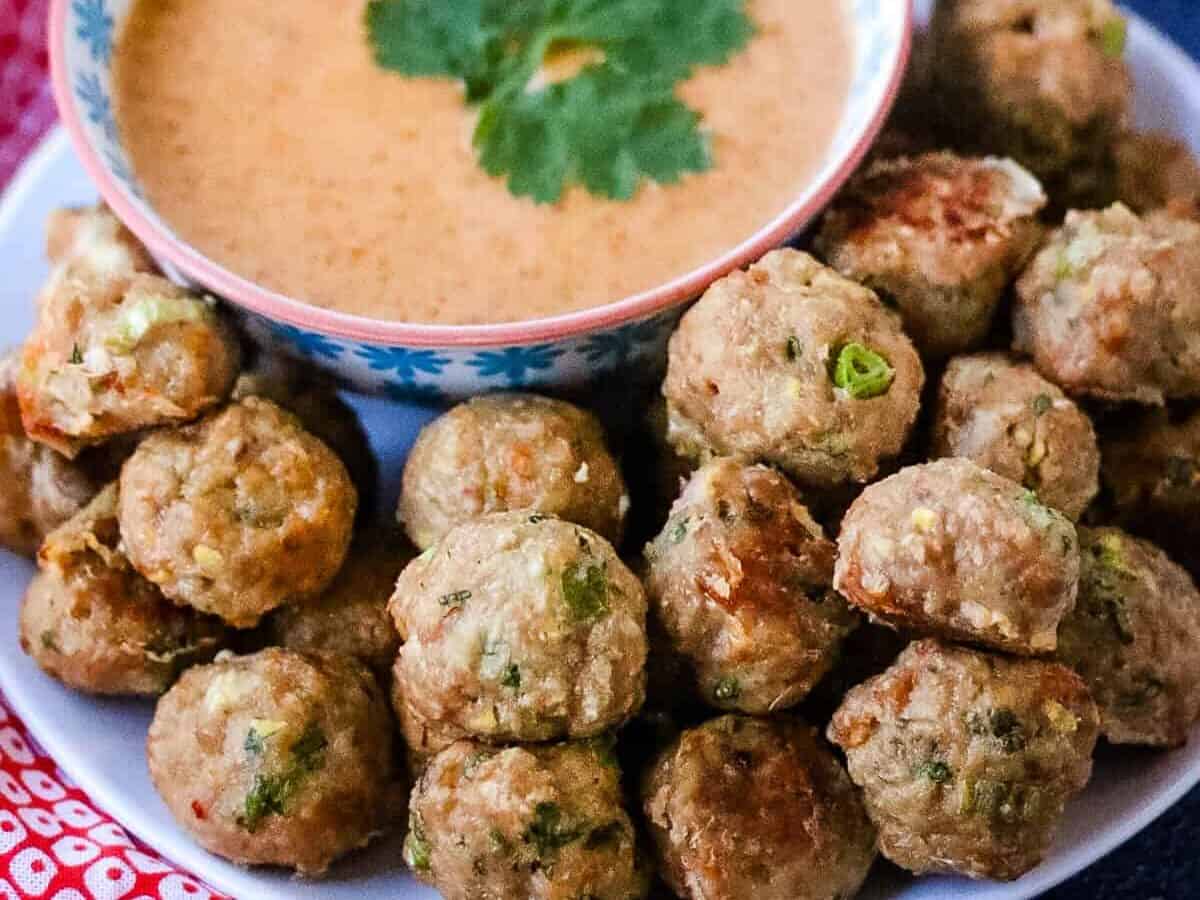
[1046,7,1198,898]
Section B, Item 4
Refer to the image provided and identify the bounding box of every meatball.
[932,353,1100,519]
[231,354,375,500]
[406,740,648,900]
[835,458,1080,654]
[829,639,1099,881]
[44,204,156,280]
[399,393,628,550]
[0,350,96,556]
[1014,204,1200,404]
[642,715,876,900]
[268,529,410,673]
[1100,407,1200,571]
[663,249,924,488]
[816,153,1046,358]
[931,0,1131,208]
[390,512,646,748]
[118,397,357,628]
[1114,131,1200,213]
[1055,528,1200,747]
[643,459,856,713]
[19,485,227,695]
[147,648,393,874]
[17,270,241,457]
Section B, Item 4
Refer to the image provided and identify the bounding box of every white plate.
[2,9,1200,899]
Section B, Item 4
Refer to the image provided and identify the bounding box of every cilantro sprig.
[365,0,755,203]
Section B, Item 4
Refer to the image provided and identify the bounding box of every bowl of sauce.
[50,0,912,398]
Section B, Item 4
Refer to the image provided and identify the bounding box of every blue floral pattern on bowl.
[56,0,910,400]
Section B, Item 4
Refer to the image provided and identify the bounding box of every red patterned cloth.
[1,4,231,898]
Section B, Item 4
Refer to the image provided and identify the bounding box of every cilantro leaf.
[365,0,754,202]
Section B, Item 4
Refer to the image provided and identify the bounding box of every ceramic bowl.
[50,0,912,399]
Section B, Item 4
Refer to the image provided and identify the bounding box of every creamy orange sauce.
[113,0,852,324]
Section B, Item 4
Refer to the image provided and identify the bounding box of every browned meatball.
[932,353,1100,519]
[1114,131,1200,213]
[1014,204,1200,404]
[118,398,357,627]
[231,354,375,500]
[147,648,393,874]
[19,486,227,695]
[43,204,156,279]
[390,512,646,750]
[664,249,924,488]
[932,0,1132,208]
[643,459,856,713]
[18,269,241,457]
[835,459,1080,654]
[268,529,410,673]
[1100,407,1200,573]
[0,350,96,556]
[399,393,628,550]
[829,639,1099,881]
[1055,528,1200,747]
[406,740,648,900]
[817,153,1046,358]
[643,715,876,900]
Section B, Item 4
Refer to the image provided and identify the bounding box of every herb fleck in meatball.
[643,715,876,900]
[390,512,646,749]
[829,639,1099,881]
[20,486,227,695]
[0,350,96,556]
[835,458,1079,654]
[268,529,410,673]
[1114,131,1200,213]
[1056,528,1200,748]
[932,0,1131,208]
[1099,407,1200,573]
[399,393,628,550]
[147,648,393,874]
[664,249,924,488]
[17,269,241,457]
[118,397,357,628]
[817,153,1046,358]
[932,353,1100,519]
[231,354,375,502]
[406,739,648,900]
[644,459,856,713]
[1014,204,1200,404]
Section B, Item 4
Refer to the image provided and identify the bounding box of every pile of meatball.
[7,1,1200,896]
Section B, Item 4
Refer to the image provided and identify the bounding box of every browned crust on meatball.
[642,715,876,900]
[829,639,1099,881]
[643,459,856,713]
[1114,131,1200,213]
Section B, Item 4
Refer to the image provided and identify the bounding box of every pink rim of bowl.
[49,0,914,349]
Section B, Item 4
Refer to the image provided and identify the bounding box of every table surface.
[0,1,1198,898]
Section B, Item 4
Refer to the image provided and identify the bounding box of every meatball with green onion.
[1055,528,1200,747]
[17,269,240,458]
[663,249,924,488]
[20,485,227,695]
[405,739,648,900]
[835,458,1080,654]
[1014,204,1200,404]
[389,512,646,750]
[932,0,1132,209]
[643,459,857,713]
[829,639,1099,881]
[932,353,1100,519]
[643,715,876,900]
[399,393,628,550]
[147,648,394,874]
[816,153,1046,359]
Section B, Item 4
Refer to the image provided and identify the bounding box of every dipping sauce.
[112,0,852,324]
